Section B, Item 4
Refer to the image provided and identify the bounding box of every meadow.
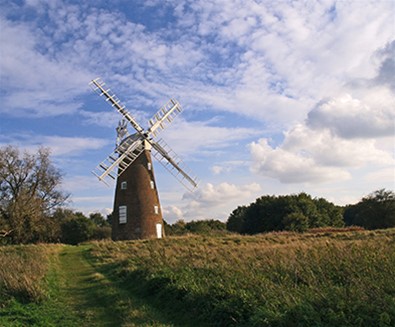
[90,229,395,326]
[0,229,394,326]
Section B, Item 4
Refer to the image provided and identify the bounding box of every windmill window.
[147,162,152,170]
[119,205,127,224]
[121,181,127,190]
[150,181,155,189]
[154,205,159,215]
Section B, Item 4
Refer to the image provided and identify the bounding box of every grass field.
[0,229,394,326]
[0,244,175,326]
[90,228,395,326]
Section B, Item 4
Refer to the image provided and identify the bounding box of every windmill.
[89,78,197,240]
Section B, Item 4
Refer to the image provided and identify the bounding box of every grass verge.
[0,244,80,326]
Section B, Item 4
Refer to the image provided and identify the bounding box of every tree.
[226,193,345,234]
[89,212,111,239]
[227,206,248,233]
[185,219,226,234]
[315,197,344,227]
[89,212,110,227]
[0,146,69,243]
[165,219,227,236]
[165,219,186,236]
[344,189,395,229]
[60,212,96,245]
[283,212,309,232]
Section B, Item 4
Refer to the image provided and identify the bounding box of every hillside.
[1,229,395,326]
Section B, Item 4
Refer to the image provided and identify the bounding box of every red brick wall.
[112,150,165,240]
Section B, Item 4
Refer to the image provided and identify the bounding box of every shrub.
[60,216,95,245]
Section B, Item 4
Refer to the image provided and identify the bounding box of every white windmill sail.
[89,78,144,134]
[89,77,197,191]
[147,99,182,137]
[151,138,198,191]
[92,139,145,186]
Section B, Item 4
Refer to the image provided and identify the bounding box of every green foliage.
[165,219,227,236]
[60,215,96,245]
[226,205,248,233]
[164,219,186,236]
[92,226,112,240]
[89,213,110,227]
[344,189,395,229]
[283,212,309,232]
[88,213,111,240]
[52,209,111,244]
[227,192,344,234]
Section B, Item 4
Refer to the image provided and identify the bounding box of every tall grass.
[91,229,395,326]
[0,244,56,303]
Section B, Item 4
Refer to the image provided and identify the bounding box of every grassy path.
[58,245,123,326]
[58,245,175,327]
[0,244,182,326]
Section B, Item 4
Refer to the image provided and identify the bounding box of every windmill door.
[156,223,162,239]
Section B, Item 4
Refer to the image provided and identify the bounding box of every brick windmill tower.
[90,78,197,240]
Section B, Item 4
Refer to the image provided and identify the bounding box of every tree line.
[226,189,394,234]
[166,189,394,236]
[1,145,394,244]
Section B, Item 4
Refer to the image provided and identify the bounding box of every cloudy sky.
[1,0,394,223]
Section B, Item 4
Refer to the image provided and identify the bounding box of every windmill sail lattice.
[92,139,144,186]
[89,77,197,240]
[148,99,183,137]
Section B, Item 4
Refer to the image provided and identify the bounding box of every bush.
[165,219,227,236]
[60,216,95,245]
[92,226,112,240]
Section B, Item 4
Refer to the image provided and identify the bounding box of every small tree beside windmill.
[89,78,197,240]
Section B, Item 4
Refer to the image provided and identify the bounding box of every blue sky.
[1,0,394,223]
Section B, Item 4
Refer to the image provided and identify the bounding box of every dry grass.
[90,228,395,326]
[0,244,60,303]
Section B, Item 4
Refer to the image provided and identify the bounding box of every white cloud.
[0,134,109,157]
[211,165,228,175]
[41,136,109,156]
[250,120,394,184]
[308,91,395,139]
[183,182,259,203]
[0,18,92,117]
[174,182,261,221]
[250,137,351,183]
[2,0,393,126]
[158,118,260,157]
[162,205,184,222]
[211,160,246,175]
[62,175,106,193]
[374,40,395,91]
